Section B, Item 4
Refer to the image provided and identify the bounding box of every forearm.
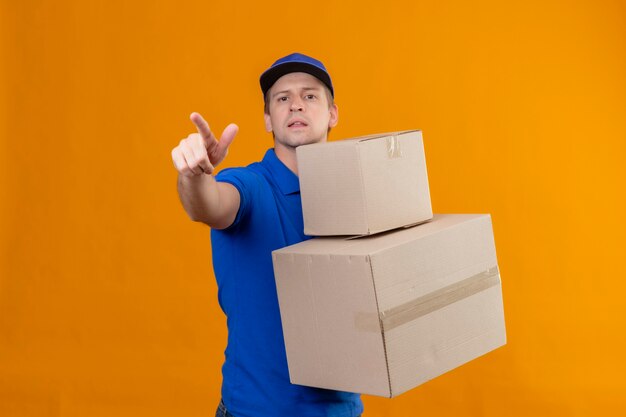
[177,173,222,224]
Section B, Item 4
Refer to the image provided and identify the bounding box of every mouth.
[288,119,308,128]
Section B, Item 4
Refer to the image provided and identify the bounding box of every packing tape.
[354,266,500,333]
[386,135,403,158]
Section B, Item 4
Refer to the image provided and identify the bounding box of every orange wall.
[2,0,625,416]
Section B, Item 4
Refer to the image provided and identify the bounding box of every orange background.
[2,0,625,416]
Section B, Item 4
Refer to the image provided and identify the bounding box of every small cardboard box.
[297,130,432,236]
[272,214,506,397]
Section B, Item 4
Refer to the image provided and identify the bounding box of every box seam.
[367,254,393,397]
[306,255,325,385]
[356,142,372,235]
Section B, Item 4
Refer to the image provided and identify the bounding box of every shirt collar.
[261,149,300,195]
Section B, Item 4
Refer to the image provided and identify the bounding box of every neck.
[274,142,299,175]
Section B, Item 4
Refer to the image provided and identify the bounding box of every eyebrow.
[271,86,322,99]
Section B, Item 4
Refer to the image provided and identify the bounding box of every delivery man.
[171,53,364,417]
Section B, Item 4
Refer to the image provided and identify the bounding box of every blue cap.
[260,52,334,98]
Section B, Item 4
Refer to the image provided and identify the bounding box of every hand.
[171,112,239,177]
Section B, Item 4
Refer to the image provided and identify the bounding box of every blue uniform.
[211,149,363,417]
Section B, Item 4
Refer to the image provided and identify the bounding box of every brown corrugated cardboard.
[297,131,433,236]
[272,214,506,397]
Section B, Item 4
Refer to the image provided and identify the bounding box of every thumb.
[216,123,239,155]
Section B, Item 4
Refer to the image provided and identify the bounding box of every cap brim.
[260,62,333,97]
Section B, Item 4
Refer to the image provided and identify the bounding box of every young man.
[171,53,364,417]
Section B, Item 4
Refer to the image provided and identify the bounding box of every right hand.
[171,112,239,177]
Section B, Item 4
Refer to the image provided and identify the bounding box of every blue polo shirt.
[211,149,363,417]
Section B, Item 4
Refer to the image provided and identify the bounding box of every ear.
[328,103,339,129]
[264,112,273,132]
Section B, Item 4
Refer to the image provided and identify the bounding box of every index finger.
[190,112,215,141]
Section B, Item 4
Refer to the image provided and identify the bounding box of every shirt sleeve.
[214,167,259,231]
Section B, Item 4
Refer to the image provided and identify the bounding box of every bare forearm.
[177,173,240,229]
[177,173,219,222]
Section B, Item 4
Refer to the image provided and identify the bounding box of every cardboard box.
[297,130,432,236]
[272,214,506,397]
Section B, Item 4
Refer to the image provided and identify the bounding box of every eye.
[277,96,288,102]
[304,94,316,100]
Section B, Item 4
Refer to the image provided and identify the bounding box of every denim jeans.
[215,399,361,417]
[215,399,235,417]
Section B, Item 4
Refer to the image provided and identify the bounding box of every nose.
[290,97,304,112]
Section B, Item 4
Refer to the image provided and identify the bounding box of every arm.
[171,112,240,229]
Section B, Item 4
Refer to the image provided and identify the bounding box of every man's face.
[264,72,338,150]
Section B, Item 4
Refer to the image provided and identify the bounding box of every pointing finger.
[190,112,215,143]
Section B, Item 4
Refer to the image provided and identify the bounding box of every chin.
[278,133,325,148]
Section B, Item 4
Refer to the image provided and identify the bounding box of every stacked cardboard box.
[272,131,506,398]
[297,131,432,236]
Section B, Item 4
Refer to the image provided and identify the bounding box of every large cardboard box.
[297,130,432,236]
[272,214,506,397]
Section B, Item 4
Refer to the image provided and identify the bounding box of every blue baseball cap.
[260,52,334,98]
